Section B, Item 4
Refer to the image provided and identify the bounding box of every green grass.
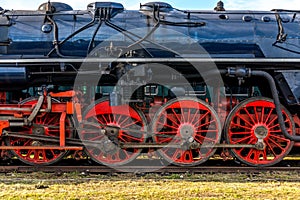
[0,172,300,200]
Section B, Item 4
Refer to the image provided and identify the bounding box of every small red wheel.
[152,97,221,166]
[224,97,294,166]
[5,98,74,165]
[81,98,146,166]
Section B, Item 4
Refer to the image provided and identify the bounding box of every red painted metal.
[81,98,146,166]
[74,102,82,122]
[0,146,82,150]
[66,102,73,114]
[60,112,66,147]
[0,92,6,104]
[0,88,297,167]
[0,121,9,136]
[5,98,75,165]
[49,90,76,98]
[225,97,294,167]
[49,103,67,113]
[152,97,221,166]
[0,90,88,165]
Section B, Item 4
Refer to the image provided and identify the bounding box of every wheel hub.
[32,126,45,135]
[254,125,268,139]
[179,124,195,139]
[99,136,119,154]
[31,141,43,146]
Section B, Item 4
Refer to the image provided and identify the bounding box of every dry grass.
[0,172,299,200]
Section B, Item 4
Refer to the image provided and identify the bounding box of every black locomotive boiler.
[0,1,299,167]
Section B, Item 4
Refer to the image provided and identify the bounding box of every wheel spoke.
[264,108,274,124]
[196,129,219,133]
[268,137,285,152]
[118,116,131,126]
[254,107,259,123]
[121,120,140,128]
[245,149,255,161]
[236,113,255,127]
[25,150,32,158]
[231,135,255,144]
[260,106,265,123]
[120,132,144,142]
[157,121,179,130]
[262,149,268,160]
[268,123,280,130]
[230,122,252,130]
[50,149,55,157]
[192,111,209,126]
[171,149,181,161]
[156,131,177,134]
[42,151,48,161]
[44,116,55,126]
[269,134,291,143]
[194,119,216,129]
[100,114,109,125]
[187,108,191,123]
[94,115,106,127]
[115,114,122,125]
[23,139,32,146]
[267,115,278,127]
[190,110,200,125]
[89,135,104,141]
[265,140,280,157]
[181,108,186,123]
[171,108,181,124]
[162,111,180,127]
[229,131,252,135]
[194,134,218,143]
[156,137,172,143]
[243,107,256,124]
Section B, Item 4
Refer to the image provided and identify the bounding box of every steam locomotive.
[0,1,299,167]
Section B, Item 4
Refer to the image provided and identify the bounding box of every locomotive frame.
[0,1,299,167]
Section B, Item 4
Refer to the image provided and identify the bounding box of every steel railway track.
[1,162,300,174]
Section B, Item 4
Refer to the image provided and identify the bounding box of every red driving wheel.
[152,97,221,166]
[81,98,146,166]
[6,98,74,165]
[224,97,294,166]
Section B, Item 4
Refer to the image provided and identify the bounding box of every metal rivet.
[243,15,252,22]
[262,16,271,22]
[41,24,52,33]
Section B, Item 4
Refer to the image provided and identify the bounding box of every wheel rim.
[225,97,294,166]
[152,97,221,166]
[81,98,146,166]
[6,98,74,165]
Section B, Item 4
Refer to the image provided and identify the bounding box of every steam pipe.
[250,70,300,141]
[224,68,300,141]
[224,67,300,142]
